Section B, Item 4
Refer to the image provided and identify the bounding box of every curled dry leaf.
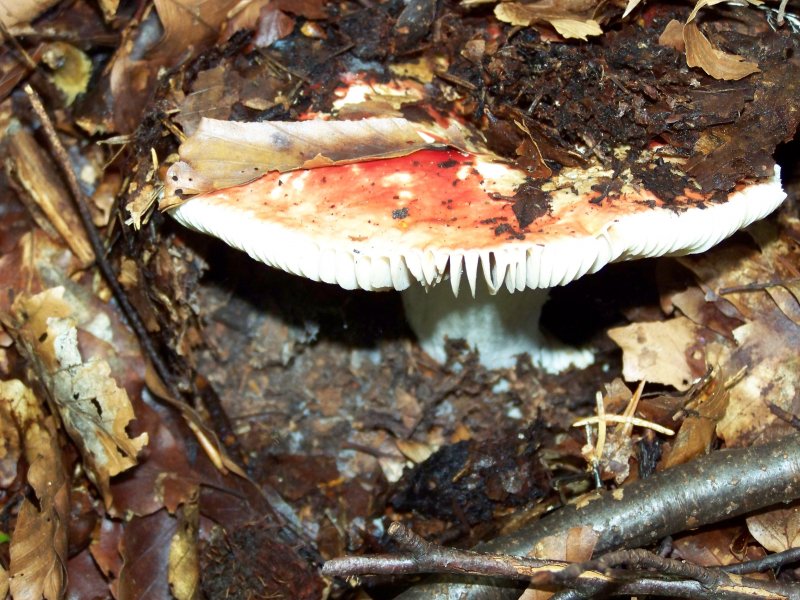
[683,22,760,81]
[495,0,603,40]
[4,380,68,600]
[660,373,729,468]
[658,19,685,52]
[164,116,448,202]
[746,506,800,553]
[10,287,148,507]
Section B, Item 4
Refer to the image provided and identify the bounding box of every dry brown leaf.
[679,224,800,446]
[673,527,767,568]
[118,510,177,599]
[549,18,602,40]
[747,505,800,552]
[660,374,729,468]
[521,526,598,600]
[7,126,94,266]
[622,0,643,19]
[686,0,747,23]
[10,287,148,506]
[495,1,603,40]
[168,495,200,600]
[607,317,706,390]
[0,564,7,599]
[143,361,246,480]
[152,0,240,62]
[97,0,120,20]
[4,380,68,600]
[0,382,20,488]
[684,22,760,81]
[0,0,60,27]
[164,117,442,199]
[658,19,685,51]
[395,439,434,463]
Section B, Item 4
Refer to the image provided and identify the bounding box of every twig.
[23,85,242,459]
[719,547,800,575]
[390,434,800,600]
[0,20,38,71]
[554,547,722,587]
[718,278,800,295]
[325,523,798,600]
[769,403,800,430]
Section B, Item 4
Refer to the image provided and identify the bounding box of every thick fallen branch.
[327,434,800,600]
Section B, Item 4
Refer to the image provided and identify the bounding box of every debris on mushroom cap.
[168,143,786,296]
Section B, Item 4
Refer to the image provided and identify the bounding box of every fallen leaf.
[396,438,434,463]
[0,0,60,27]
[0,382,20,487]
[607,317,707,390]
[0,564,7,599]
[118,509,177,600]
[658,19,685,51]
[90,518,124,581]
[548,18,602,40]
[151,0,240,62]
[686,0,749,23]
[495,1,603,40]
[684,22,760,81]
[521,526,598,600]
[660,373,729,468]
[5,380,68,600]
[96,0,119,20]
[7,126,94,266]
[679,223,800,446]
[168,496,200,600]
[622,0,642,19]
[9,287,148,507]
[252,3,295,48]
[673,526,766,567]
[164,117,443,198]
[67,548,111,600]
[273,0,327,19]
[747,505,800,552]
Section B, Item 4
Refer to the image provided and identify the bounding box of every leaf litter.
[0,0,798,598]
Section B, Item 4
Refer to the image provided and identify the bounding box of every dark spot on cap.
[392,207,409,219]
[438,158,459,169]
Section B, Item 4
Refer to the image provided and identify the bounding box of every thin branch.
[23,85,242,458]
[554,548,722,587]
[324,523,798,600]
[386,434,800,600]
[719,547,800,575]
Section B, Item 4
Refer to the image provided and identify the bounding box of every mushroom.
[165,136,786,372]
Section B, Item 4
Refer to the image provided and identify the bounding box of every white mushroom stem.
[402,279,594,372]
